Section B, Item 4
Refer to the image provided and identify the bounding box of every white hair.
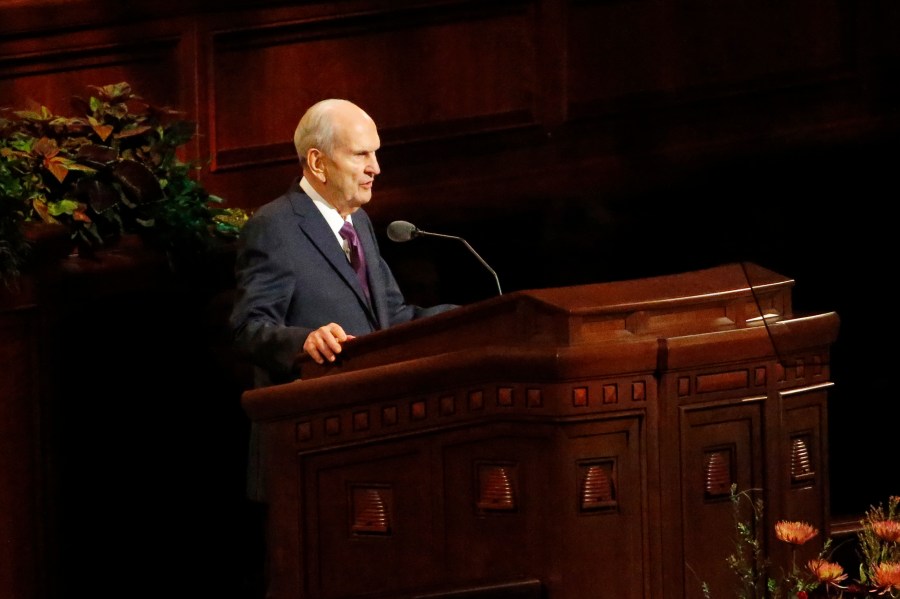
[292,99,351,171]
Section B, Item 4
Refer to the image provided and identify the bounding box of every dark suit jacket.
[231,179,457,500]
[230,178,456,387]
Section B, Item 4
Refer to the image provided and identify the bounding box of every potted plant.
[0,81,246,287]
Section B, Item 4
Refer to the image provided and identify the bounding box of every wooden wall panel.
[569,0,849,108]
[566,0,858,146]
[669,1,849,88]
[207,1,536,172]
[567,0,673,106]
[0,20,193,139]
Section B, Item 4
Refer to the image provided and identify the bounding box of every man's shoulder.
[253,181,311,218]
[352,207,374,227]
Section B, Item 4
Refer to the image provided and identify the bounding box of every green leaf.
[47,199,82,216]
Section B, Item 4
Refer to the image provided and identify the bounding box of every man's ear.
[307,148,327,182]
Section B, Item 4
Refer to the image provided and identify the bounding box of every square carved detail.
[602,384,618,404]
[812,355,823,376]
[440,395,456,416]
[325,416,341,436]
[573,387,588,407]
[754,367,767,386]
[410,400,427,420]
[352,410,370,432]
[296,421,312,442]
[632,381,645,402]
[382,405,398,426]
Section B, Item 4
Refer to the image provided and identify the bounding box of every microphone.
[386,220,419,242]
[387,220,502,296]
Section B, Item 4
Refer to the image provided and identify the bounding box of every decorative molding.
[696,370,749,394]
[292,377,651,448]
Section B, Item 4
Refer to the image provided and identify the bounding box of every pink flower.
[775,520,819,545]
[871,520,900,543]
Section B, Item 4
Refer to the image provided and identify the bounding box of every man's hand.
[303,323,355,364]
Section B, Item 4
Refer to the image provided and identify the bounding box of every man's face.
[322,115,381,216]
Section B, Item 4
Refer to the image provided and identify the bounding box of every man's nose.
[368,155,380,175]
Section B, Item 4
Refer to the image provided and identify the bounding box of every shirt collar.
[300,176,353,237]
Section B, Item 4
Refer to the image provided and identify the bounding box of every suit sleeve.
[229,208,310,383]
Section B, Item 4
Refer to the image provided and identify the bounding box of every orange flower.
[872,520,900,543]
[775,520,818,545]
[807,559,848,586]
[872,562,900,591]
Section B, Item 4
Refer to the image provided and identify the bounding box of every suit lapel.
[353,215,391,329]
[289,188,378,327]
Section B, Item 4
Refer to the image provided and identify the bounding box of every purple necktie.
[339,221,370,300]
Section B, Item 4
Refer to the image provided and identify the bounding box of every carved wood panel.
[679,398,764,599]
[305,443,437,598]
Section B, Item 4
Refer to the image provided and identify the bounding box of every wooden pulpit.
[242,263,839,599]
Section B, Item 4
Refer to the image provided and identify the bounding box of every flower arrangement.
[705,487,900,598]
[0,81,247,287]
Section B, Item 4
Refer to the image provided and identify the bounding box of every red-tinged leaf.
[116,125,152,139]
[45,158,69,183]
[92,123,114,142]
[16,104,54,121]
[108,103,129,120]
[72,207,92,223]
[31,199,59,224]
[63,117,91,135]
[32,137,59,158]
[89,82,135,102]
[64,163,98,175]
[49,116,72,128]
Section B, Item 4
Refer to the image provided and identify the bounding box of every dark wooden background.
[2,1,898,597]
